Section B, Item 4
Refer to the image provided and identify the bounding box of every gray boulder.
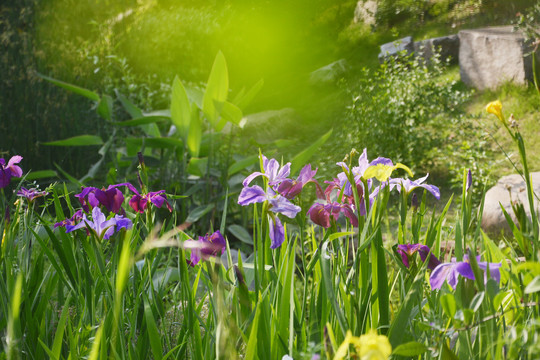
[378,36,414,63]
[414,34,460,65]
[481,172,540,235]
[309,59,348,86]
[459,26,539,90]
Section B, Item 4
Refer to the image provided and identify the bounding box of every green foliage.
[341,52,470,172]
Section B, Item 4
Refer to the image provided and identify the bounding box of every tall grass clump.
[1,99,540,359]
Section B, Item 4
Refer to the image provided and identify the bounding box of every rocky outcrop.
[354,0,377,25]
[481,172,540,235]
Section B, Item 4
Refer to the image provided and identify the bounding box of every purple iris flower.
[466,169,473,192]
[0,155,23,188]
[65,207,132,240]
[238,185,301,249]
[277,164,324,200]
[125,183,172,213]
[397,244,441,271]
[243,155,291,187]
[17,187,48,202]
[54,209,84,229]
[188,230,227,266]
[388,174,440,200]
[430,255,501,290]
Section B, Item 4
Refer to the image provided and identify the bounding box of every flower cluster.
[0,155,23,188]
[56,182,171,240]
[17,187,48,202]
[238,155,321,248]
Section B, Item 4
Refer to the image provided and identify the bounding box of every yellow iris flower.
[334,330,392,360]
[485,100,505,123]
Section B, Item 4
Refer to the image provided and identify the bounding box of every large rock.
[378,36,414,63]
[309,59,348,86]
[414,34,460,65]
[459,26,539,90]
[482,172,540,235]
[354,0,377,25]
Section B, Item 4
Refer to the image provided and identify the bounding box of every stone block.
[378,36,414,63]
[414,34,460,65]
[481,172,540,236]
[459,26,539,90]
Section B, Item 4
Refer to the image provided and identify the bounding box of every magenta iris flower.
[65,207,132,240]
[307,202,358,228]
[75,183,132,213]
[277,164,324,200]
[396,244,441,271]
[17,187,48,202]
[238,185,301,249]
[124,183,172,213]
[188,230,227,266]
[0,155,23,188]
[430,255,501,290]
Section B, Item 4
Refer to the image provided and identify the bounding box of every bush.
[338,52,470,173]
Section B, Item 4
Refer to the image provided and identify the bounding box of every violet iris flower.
[397,243,441,271]
[189,230,227,266]
[125,183,173,213]
[238,185,301,249]
[0,155,23,188]
[388,174,440,200]
[65,207,132,240]
[242,155,291,187]
[430,255,501,290]
[17,187,48,202]
[54,209,84,229]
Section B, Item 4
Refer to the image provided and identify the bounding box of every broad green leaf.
[187,157,208,177]
[97,94,113,121]
[171,76,192,140]
[43,135,103,147]
[215,100,243,131]
[245,299,262,360]
[233,79,264,110]
[187,107,202,157]
[88,323,104,360]
[525,275,540,294]
[142,137,183,149]
[392,341,428,356]
[186,204,214,223]
[228,224,253,245]
[203,51,229,127]
[25,170,57,180]
[116,90,143,118]
[112,116,169,127]
[388,271,423,347]
[290,128,332,174]
[40,74,100,101]
[228,155,259,176]
[440,293,457,319]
